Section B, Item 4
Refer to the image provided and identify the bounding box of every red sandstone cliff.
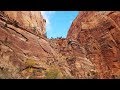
[0,11,57,79]
[0,11,120,79]
[0,11,92,79]
[67,11,120,79]
[49,38,95,78]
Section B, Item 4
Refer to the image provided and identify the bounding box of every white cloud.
[41,11,56,31]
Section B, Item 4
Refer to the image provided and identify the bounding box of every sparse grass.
[87,70,99,79]
[44,67,61,79]
[33,26,37,32]
[24,67,34,79]
[25,58,36,67]
[0,67,21,79]
[27,67,34,73]
[21,58,36,78]
[63,75,73,79]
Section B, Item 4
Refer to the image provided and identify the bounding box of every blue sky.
[41,11,78,38]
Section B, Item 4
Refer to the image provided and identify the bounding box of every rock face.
[67,11,120,79]
[49,38,95,78]
[0,11,56,79]
[0,11,93,79]
[0,11,120,79]
[4,11,46,35]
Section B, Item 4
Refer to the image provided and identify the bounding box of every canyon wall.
[0,11,120,79]
[0,11,56,78]
[0,11,93,79]
[67,11,120,79]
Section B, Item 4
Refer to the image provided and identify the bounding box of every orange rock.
[0,11,120,79]
[67,11,120,79]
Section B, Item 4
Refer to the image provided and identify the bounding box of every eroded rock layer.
[0,11,94,79]
[67,11,120,79]
[0,11,57,79]
[0,11,120,79]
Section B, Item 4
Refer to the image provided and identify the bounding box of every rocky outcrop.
[67,11,120,79]
[49,38,95,78]
[3,11,46,36]
[0,11,56,79]
[0,11,93,79]
[0,11,120,79]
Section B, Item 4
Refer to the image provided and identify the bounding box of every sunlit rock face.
[3,11,46,36]
[0,11,95,79]
[0,11,120,79]
[49,38,95,79]
[0,11,56,79]
[67,11,120,79]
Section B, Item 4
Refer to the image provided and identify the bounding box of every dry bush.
[0,67,22,79]
[44,66,62,79]
[25,58,36,67]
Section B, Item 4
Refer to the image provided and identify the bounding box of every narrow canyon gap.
[0,11,120,79]
[41,11,79,38]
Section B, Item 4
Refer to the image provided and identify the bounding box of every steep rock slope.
[67,11,120,79]
[0,11,120,79]
[0,11,93,79]
[49,38,95,78]
[0,11,58,79]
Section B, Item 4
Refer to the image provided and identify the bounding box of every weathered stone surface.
[0,11,56,79]
[49,38,95,78]
[67,11,120,79]
[0,11,46,37]
[0,11,120,79]
[0,11,88,79]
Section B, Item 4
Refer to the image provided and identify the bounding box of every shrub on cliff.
[44,66,62,79]
[25,58,36,68]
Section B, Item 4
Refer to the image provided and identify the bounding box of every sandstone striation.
[67,11,120,79]
[0,11,120,79]
[0,11,56,79]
